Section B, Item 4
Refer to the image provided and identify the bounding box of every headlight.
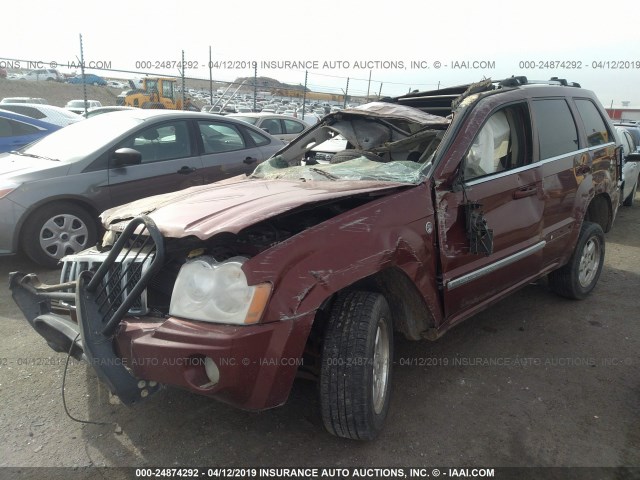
[169,256,271,325]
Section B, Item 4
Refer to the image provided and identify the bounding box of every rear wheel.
[320,291,393,440]
[548,221,604,299]
[22,202,97,268]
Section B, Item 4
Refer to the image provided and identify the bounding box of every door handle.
[177,166,197,174]
[513,186,537,199]
[243,157,258,164]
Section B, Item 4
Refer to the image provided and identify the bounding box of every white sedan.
[616,126,640,206]
[226,113,310,142]
[0,103,83,127]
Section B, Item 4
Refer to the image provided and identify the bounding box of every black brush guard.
[10,215,166,406]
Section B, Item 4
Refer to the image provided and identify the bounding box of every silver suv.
[19,69,62,81]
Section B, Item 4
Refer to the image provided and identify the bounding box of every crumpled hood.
[101,175,407,239]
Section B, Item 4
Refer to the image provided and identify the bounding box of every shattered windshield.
[250,101,449,184]
[252,155,430,184]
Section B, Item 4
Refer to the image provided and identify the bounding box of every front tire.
[22,202,97,268]
[320,291,393,440]
[548,221,605,299]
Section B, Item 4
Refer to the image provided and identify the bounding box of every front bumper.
[10,271,313,409]
[9,216,313,410]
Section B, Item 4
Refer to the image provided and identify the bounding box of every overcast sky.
[2,0,639,105]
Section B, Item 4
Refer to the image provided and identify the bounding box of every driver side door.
[433,100,545,324]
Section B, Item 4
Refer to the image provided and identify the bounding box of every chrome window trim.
[464,148,591,187]
[463,142,615,188]
[446,241,546,290]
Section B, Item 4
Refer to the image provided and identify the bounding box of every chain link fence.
[1,37,445,119]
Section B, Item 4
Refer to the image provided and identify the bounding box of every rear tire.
[320,291,393,440]
[548,221,604,299]
[22,202,97,268]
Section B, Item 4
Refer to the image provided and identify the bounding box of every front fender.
[244,184,441,325]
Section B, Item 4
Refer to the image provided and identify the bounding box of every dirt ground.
[0,200,638,472]
[0,78,122,108]
[0,77,223,109]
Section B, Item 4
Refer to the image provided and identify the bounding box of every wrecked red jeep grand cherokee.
[11,76,623,440]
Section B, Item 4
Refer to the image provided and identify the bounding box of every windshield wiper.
[309,167,339,181]
[10,151,59,161]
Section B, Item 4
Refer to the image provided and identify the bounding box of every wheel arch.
[314,267,437,341]
[584,193,613,233]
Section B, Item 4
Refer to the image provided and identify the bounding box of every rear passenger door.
[530,98,584,265]
[196,119,264,183]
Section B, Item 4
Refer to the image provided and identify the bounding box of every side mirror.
[112,148,142,166]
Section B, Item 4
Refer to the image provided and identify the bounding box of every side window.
[531,99,578,160]
[575,99,612,147]
[621,131,634,156]
[117,120,191,163]
[10,119,40,135]
[8,106,45,119]
[162,81,173,99]
[244,127,271,147]
[283,119,305,135]
[261,118,282,135]
[463,104,531,181]
[198,121,246,153]
[0,118,13,137]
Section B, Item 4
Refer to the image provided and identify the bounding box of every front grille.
[61,248,154,316]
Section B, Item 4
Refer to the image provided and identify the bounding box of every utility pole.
[343,77,350,108]
[302,70,308,120]
[209,46,213,106]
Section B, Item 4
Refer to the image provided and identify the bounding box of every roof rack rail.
[516,77,581,88]
[495,76,581,88]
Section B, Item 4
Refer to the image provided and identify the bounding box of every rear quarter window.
[575,99,613,147]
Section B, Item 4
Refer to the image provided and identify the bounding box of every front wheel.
[22,202,97,268]
[320,291,393,440]
[548,221,605,299]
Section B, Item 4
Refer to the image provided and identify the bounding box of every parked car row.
[6,69,109,85]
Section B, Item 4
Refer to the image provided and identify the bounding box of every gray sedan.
[0,110,285,267]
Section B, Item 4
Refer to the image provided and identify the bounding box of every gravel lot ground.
[0,78,121,108]
[0,198,638,474]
